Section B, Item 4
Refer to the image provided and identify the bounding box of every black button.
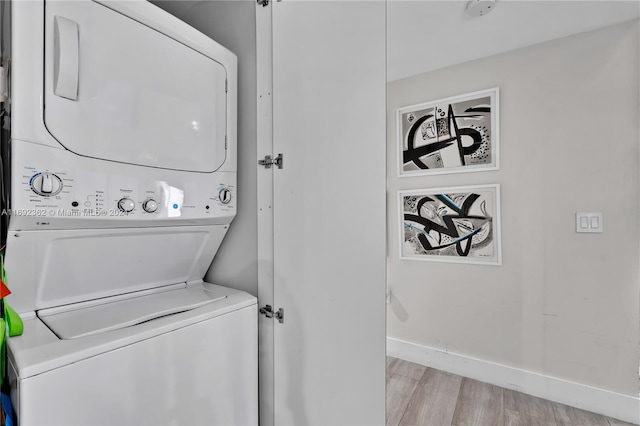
[71,201,79,207]
[205,205,210,210]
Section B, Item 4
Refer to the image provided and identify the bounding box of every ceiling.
[387,0,640,81]
[154,0,640,82]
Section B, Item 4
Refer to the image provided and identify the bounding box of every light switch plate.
[576,212,603,233]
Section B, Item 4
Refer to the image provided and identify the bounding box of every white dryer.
[3,1,256,424]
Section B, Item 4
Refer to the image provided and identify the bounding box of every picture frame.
[397,88,499,177]
[399,184,502,265]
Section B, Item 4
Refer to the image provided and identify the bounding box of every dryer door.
[43,0,228,172]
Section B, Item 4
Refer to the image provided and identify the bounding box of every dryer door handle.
[53,16,79,101]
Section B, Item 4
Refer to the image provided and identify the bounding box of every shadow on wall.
[388,287,409,322]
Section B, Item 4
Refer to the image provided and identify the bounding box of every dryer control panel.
[10,142,236,230]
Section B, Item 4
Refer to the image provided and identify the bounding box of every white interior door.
[272,2,387,424]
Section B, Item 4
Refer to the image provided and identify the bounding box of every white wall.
[387,20,639,398]
[152,1,258,296]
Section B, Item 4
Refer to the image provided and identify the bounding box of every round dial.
[117,198,135,213]
[219,188,232,204]
[30,172,63,196]
[142,199,158,213]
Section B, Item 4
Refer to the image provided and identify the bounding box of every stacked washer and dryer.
[3,1,257,424]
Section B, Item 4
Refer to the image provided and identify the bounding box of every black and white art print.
[399,185,501,265]
[398,88,499,177]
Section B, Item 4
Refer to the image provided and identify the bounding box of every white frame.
[398,184,502,265]
[397,88,500,177]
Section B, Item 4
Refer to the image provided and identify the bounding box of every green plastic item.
[4,304,22,337]
[0,253,23,337]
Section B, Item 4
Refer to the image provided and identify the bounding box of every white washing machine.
[3,1,257,424]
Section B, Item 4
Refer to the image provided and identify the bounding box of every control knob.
[117,198,135,213]
[219,188,232,204]
[142,199,158,213]
[30,172,63,196]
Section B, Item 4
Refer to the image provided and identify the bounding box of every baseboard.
[387,337,639,424]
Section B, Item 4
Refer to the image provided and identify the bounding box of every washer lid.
[43,0,228,172]
[38,284,227,340]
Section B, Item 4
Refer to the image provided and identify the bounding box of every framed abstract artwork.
[397,88,499,177]
[399,184,502,265]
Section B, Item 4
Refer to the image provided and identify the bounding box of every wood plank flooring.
[386,357,636,426]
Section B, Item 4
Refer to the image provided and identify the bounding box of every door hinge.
[259,305,284,323]
[274,308,284,323]
[259,304,274,318]
[257,0,268,6]
[258,153,283,169]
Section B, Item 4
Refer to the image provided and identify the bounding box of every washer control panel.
[19,169,235,218]
[11,143,236,229]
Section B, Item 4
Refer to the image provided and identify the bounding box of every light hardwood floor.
[386,357,636,426]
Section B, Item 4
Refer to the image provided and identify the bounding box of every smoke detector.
[466,0,496,18]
